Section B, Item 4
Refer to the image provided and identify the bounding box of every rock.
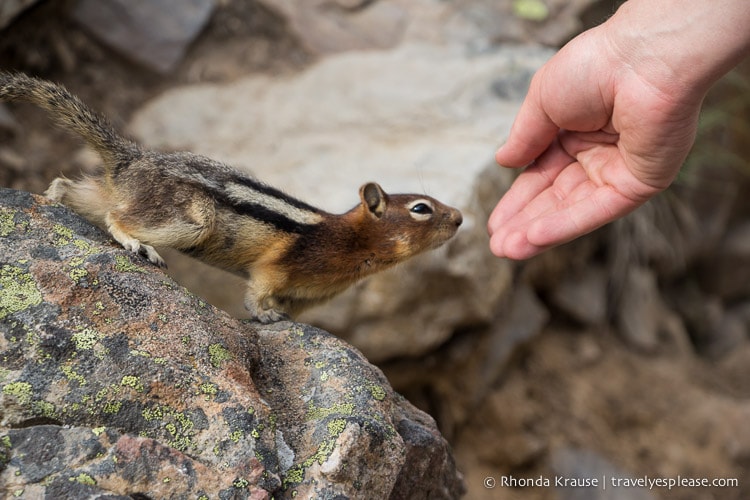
[0,0,39,30]
[550,265,608,326]
[615,266,667,352]
[671,286,747,359]
[259,0,408,55]
[550,447,656,500]
[0,104,18,137]
[381,283,549,437]
[0,188,463,498]
[72,0,216,73]
[698,222,750,300]
[128,42,553,361]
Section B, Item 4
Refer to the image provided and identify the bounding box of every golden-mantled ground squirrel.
[0,72,463,322]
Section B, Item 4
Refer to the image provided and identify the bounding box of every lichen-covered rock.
[0,188,464,498]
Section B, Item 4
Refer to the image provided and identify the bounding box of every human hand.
[487,25,701,259]
[487,0,750,260]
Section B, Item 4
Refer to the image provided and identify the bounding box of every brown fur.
[0,72,463,322]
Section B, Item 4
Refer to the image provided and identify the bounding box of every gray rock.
[550,265,608,326]
[128,42,553,362]
[0,188,464,498]
[259,0,408,55]
[0,104,18,136]
[616,267,665,352]
[699,222,750,300]
[550,447,656,500]
[72,0,216,73]
[0,0,39,30]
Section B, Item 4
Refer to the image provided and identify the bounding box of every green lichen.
[2,381,32,405]
[114,255,146,273]
[142,406,164,421]
[61,365,87,386]
[53,224,74,245]
[103,401,122,414]
[69,266,88,283]
[302,439,336,467]
[283,465,305,488]
[120,375,144,392]
[229,430,244,443]
[327,418,347,437]
[92,427,106,436]
[369,384,387,401]
[0,208,17,237]
[306,401,355,421]
[0,265,42,320]
[92,301,105,315]
[72,328,100,350]
[142,404,196,452]
[208,343,231,368]
[72,238,93,254]
[69,473,96,486]
[233,478,249,489]
[32,400,56,418]
[200,382,217,397]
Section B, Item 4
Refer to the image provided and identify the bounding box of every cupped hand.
[487,25,703,259]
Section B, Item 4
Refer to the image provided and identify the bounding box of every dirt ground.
[2,2,750,499]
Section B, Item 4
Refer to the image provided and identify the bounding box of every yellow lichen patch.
[114,255,147,273]
[1,381,33,405]
[208,343,231,368]
[120,375,144,392]
[0,265,42,320]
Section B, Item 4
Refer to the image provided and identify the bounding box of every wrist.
[604,0,750,103]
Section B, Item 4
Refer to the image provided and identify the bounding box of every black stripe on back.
[229,175,323,214]
[208,187,317,234]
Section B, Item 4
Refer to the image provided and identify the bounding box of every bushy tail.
[0,71,138,171]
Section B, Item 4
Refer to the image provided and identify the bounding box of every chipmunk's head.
[357,182,462,259]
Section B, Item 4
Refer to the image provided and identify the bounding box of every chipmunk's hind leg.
[105,213,167,268]
[46,175,167,267]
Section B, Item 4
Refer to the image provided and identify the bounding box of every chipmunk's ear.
[360,182,387,219]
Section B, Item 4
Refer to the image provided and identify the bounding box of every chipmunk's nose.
[451,210,463,227]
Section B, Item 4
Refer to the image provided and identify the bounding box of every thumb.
[495,72,560,168]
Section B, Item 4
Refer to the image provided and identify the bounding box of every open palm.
[487,26,702,259]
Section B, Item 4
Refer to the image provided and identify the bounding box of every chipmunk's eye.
[410,203,433,215]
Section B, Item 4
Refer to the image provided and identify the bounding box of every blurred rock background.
[2,1,750,499]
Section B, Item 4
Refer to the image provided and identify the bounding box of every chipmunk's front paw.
[254,308,290,324]
[244,294,289,324]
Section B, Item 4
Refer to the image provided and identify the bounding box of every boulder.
[72,0,216,73]
[0,189,464,498]
[128,42,553,362]
[258,0,408,55]
[0,0,39,30]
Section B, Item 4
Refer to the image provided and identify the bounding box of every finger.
[488,138,574,234]
[489,227,549,259]
[495,71,560,168]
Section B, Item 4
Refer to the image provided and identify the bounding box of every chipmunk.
[0,72,463,323]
